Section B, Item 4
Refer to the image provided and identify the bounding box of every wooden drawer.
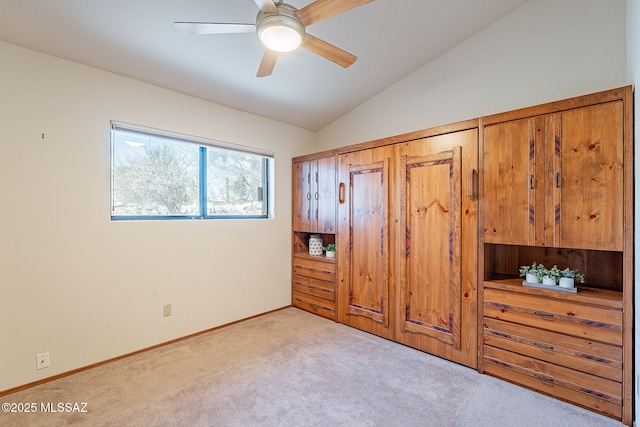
[292,291,335,320]
[484,318,622,382]
[293,257,335,282]
[484,346,622,420]
[293,274,335,301]
[484,288,622,345]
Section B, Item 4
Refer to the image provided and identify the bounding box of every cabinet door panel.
[315,156,336,233]
[347,160,389,325]
[401,149,462,347]
[557,102,624,250]
[337,147,394,339]
[292,161,313,231]
[483,119,534,245]
[395,129,478,368]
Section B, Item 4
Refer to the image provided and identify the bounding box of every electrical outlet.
[163,304,172,317]
[36,352,49,370]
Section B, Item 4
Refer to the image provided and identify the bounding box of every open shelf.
[483,244,623,292]
[293,231,335,255]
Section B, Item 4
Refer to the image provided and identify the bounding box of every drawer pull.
[533,341,554,351]
[467,169,478,200]
[533,311,554,318]
[533,373,554,383]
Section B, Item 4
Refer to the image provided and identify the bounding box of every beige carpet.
[1,308,624,427]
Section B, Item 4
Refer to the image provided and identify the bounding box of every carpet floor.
[0,307,624,426]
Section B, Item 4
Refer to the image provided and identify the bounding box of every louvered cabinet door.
[337,146,394,340]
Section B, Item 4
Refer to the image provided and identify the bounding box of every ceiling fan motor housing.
[257,3,306,52]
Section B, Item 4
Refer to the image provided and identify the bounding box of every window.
[110,123,271,220]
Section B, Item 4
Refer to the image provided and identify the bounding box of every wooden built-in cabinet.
[336,122,479,368]
[291,86,633,425]
[480,86,633,425]
[483,279,623,420]
[292,248,336,321]
[292,152,338,321]
[483,100,624,250]
[292,154,336,233]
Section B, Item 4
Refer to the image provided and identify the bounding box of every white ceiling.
[0,0,530,131]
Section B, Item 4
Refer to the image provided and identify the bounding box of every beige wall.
[316,0,627,149]
[0,41,315,391]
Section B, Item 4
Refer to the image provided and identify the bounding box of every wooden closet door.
[395,130,478,368]
[337,147,394,340]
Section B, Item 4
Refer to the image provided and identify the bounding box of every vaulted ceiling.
[0,0,530,131]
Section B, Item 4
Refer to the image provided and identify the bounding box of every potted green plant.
[519,262,546,284]
[542,265,563,286]
[557,267,585,289]
[323,243,335,258]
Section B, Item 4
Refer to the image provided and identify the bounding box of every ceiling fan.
[175,0,374,77]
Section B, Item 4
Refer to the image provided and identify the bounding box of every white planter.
[325,251,335,258]
[559,277,575,289]
[542,276,557,286]
[525,273,539,284]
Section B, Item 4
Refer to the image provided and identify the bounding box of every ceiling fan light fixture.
[256,5,305,53]
[259,24,302,52]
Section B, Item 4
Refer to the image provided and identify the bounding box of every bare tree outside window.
[207,147,265,216]
[110,125,270,220]
[112,135,199,216]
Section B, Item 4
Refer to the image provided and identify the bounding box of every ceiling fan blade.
[257,49,279,77]
[253,0,278,14]
[297,0,374,26]
[175,22,255,35]
[302,34,356,68]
